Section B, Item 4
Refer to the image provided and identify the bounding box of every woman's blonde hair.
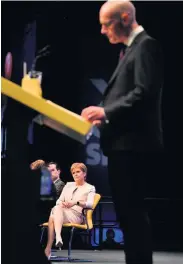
[70,162,87,175]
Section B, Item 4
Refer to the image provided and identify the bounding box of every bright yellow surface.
[1,77,92,137]
[21,75,42,97]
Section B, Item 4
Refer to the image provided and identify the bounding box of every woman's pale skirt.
[50,205,83,224]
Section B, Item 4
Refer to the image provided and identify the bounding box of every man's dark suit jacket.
[100,31,164,156]
[51,178,65,199]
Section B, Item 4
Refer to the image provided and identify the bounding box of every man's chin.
[108,37,119,44]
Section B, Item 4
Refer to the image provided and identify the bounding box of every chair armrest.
[82,207,93,216]
[82,207,93,230]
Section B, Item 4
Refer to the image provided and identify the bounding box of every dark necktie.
[119,45,128,61]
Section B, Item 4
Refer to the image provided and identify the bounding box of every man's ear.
[121,12,129,25]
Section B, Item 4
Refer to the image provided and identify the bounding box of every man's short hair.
[47,161,60,171]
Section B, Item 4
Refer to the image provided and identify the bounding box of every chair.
[40,193,101,262]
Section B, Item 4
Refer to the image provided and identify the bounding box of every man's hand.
[30,159,45,170]
[92,120,102,127]
[81,106,106,123]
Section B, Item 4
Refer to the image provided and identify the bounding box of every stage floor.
[51,249,183,263]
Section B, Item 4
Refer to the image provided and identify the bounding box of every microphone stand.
[29,45,50,78]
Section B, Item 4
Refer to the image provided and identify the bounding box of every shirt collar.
[53,177,60,184]
[125,25,144,47]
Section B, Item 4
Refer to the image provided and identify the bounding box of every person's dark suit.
[51,178,65,199]
[100,31,164,264]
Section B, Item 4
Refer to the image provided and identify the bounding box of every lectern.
[1,76,93,143]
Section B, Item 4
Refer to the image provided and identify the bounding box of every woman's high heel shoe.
[55,239,63,250]
[44,247,51,260]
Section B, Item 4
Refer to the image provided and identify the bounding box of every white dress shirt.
[125,25,144,47]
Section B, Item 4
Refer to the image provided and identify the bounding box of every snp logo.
[85,78,108,167]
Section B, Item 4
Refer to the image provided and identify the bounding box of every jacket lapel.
[108,47,132,85]
[103,31,147,98]
[103,47,132,97]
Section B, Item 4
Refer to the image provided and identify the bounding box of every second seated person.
[45,162,96,257]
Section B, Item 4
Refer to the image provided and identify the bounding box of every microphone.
[29,45,50,78]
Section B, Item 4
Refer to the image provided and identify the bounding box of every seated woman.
[44,162,96,258]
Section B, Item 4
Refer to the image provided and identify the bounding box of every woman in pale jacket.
[45,162,96,258]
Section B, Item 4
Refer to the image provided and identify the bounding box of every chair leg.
[40,226,46,244]
[68,227,75,260]
[49,228,95,262]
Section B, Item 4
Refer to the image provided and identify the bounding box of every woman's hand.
[66,202,76,208]
[61,202,68,208]
[61,201,75,208]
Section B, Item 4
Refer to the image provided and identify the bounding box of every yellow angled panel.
[1,77,92,143]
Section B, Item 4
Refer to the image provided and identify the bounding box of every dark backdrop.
[34,1,182,198]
